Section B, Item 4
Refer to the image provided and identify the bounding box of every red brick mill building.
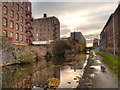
[100,3,120,56]
[32,14,60,42]
[1,1,33,49]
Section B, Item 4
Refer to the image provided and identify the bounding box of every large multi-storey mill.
[32,14,60,42]
[1,1,33,47]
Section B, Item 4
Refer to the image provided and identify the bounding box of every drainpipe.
[113,14,116,56]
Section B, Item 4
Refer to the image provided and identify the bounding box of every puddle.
[90,66,101,71]
[96,60,101,64]
[90,74,95,78]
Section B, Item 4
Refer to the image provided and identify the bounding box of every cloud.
[31,2,118,45]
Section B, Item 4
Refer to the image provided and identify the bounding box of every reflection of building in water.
[32,66,60,88]
[12,60,60,88]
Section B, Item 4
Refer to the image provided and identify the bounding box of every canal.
[2,53,89,89]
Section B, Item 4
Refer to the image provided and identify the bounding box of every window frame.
[10,21,14,29]
[10,10,14,18]
[3,18,7,27]
[4,6,7,15]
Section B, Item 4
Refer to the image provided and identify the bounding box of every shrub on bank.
[18,51,34,63]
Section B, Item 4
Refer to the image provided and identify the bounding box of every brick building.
[71,32,86,44]
[100,4,120,56]
[32,14,60,42]
[93,38,99,48]
[1,1,32,47]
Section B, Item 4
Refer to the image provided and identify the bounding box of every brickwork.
[100,4,120,56]
[32,14,60,41]
[2,2,32,46]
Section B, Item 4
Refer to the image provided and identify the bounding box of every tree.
[53,40,71,57]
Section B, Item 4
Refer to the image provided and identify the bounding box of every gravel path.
[92,51,118,88]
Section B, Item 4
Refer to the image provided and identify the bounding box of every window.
[16,13,19,21]
[32,23,34,27]
[44,24,46,27]
[36,29,38,32]
[21,16,23,23]
[40,24,42,27]
[48,38,50,41]
[40,33,42,36]
[40,38,42,41]
[40,19,42,22]
[25,2,27,8]
[32,37,34,41]
[44,38,46,41]
[28,6,30,11]
[44,19,46,22]
[10,2,14,6]
[32,29,34,32]
[25,27,27,33]
[48,23,50,27]
[4,6,7,15]
[48,28,50,31]
[16,4,19,11]
[44,28,46,31]
[10,21,14,29]
[16,23,19,30]
[10,10,14,18]
[20,34,23,41]
[3,18,7,26]
[48,33,50,36]
[16,33,19,41]
[36,33,38,36]
[21,7,23,14]
[36,38,38,41]
[33,34,34,36]
[40,29,42,32]
[3,30,7,37]
[36,20,39,23]
[10,32,13,38]
[25,36,27,42]
[44,33,46,36]
[21,25,23,32]
[36,24,38,28]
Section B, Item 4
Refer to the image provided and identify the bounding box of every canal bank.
[77,51,95,88]
[2,53,88,88]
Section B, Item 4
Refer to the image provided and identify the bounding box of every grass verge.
[94,50,120,77]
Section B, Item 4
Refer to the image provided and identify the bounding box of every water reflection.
[2,53,87,89]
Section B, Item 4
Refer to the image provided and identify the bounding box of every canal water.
[2,53,89,89]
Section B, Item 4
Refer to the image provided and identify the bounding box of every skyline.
[30,1,119,47]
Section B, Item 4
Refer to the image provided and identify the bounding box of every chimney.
[43,13,47,18]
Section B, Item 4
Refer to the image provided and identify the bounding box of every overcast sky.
[29,1,118,46]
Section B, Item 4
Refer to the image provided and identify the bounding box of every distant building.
[100,4,120,56]
[70,32,86,44]
[1,2,32,46]
[32,14,60,42]
[70,32,86,52]
[93,38,99,48]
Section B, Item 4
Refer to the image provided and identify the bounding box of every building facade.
[93,38,99,48]
[70,32,86,52]
[32,14,60,42]
[1,1,32,46]
[100,4,120,56]
[71,32,86,43]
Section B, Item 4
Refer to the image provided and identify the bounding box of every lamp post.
[113,14,116,56]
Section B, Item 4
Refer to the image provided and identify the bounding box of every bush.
[53,40,72,57]
[18,51,34,63]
